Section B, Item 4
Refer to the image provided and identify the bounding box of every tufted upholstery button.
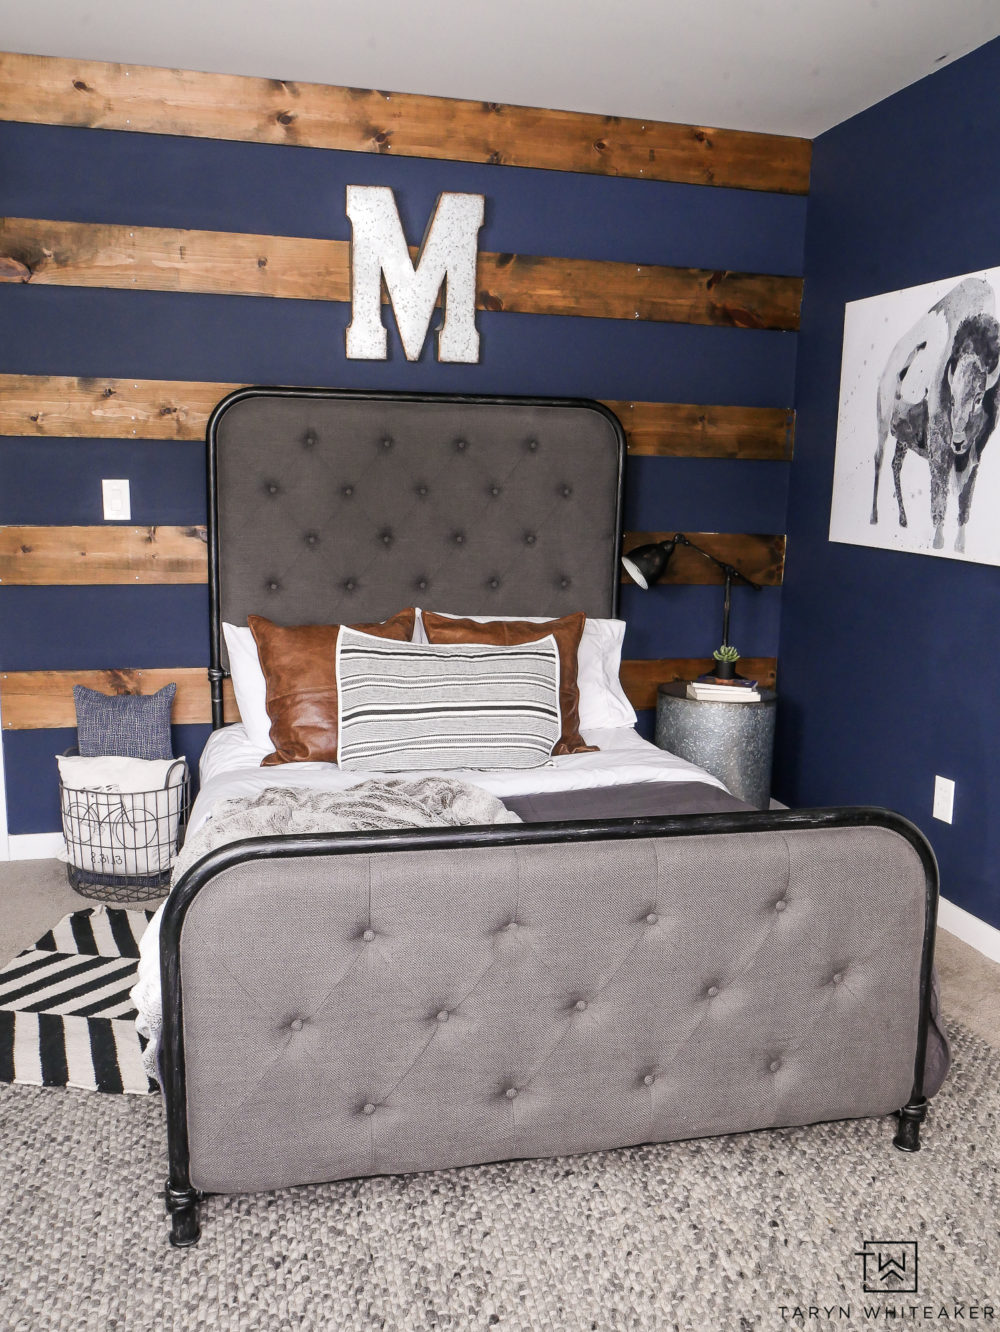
[505,1087,519,1100]
[302,429,317,448]
[454,533,465,545]
[527,439,538,451]
[774,899,787,913]
[416,485,428,497]
[560,577,571,588]
[436,1009,450,1023]
[266,482,279,495]
[362,1102,376,1116]
[382,437,393,449]
[706,985,719,998]
[645,912,658,925]
[643,1074,656,1087]
[770,1060,782,1073]
[362,928,376,943]
[525,534,537,546]
[574,999,587,1012]
[290,1018,303,1031]
[416,579,428,591]
[490,485,501,496]
[266,580,280,592]
[456,439,468,451]
[832,972,843,984]
[305,532,319,546]
[505,921,519,933]
[380,531,393,546]
[342,485,354,497]
[344,579,356,592]
[488,578,500,589]
[561,485,572,498]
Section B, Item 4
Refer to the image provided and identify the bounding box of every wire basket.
[59,751,190,903]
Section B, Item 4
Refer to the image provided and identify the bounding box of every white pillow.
[415,611,637,731]
[222,622,273,752]
[57,754,184,792]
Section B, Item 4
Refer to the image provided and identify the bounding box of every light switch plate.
[102,479,131,521]
[932,775,955,824]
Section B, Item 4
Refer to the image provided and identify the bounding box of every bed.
[156,387,944,1248]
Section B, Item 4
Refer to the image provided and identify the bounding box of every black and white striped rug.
[0,906,157,1095]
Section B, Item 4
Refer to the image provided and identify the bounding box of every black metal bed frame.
[159,387,939,1247]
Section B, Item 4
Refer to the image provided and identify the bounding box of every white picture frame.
[830,267,1000,564]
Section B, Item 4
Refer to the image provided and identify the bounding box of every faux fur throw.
[132,779,520,1079]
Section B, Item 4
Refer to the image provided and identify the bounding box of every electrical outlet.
[932,775,955,824]
[102,479,130,521]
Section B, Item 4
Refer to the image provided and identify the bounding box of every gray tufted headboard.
[207,388,626,727]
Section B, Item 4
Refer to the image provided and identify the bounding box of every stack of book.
[685,674,761,703]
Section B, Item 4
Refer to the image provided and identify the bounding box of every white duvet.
[132,724,724,1075]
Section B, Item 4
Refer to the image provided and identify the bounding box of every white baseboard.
[938,896,1000,965]
[7,832,64,861]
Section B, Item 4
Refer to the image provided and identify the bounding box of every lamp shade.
[621,540,675,590]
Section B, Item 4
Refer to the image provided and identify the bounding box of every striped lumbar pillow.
[336,627,562,771]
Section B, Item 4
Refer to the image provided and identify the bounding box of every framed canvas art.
[830,268,1000,564]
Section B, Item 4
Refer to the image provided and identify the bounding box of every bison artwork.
[871,277,1000,553]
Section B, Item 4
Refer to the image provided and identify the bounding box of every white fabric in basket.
[58,755,186,878]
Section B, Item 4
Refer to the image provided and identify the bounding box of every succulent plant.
[713,644,741,663]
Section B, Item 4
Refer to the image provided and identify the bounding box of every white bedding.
[193,722,725,836]
[132,724,725,1075]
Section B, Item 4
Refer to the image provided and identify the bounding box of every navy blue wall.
[1,121,804,834]
[776,37,1000,929]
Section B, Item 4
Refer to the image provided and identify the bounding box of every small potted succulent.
[712,644,741,680]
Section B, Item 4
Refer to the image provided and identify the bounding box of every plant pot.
[713,658,737,679]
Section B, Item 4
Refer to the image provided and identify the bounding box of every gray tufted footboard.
[160,808,939,1246]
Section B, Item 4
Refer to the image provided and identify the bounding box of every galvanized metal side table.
[655,682,777,809]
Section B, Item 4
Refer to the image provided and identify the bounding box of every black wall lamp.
[621,533,762,677]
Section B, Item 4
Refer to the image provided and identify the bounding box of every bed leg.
[165,1180,202,1247]
[892,1096,928,1152]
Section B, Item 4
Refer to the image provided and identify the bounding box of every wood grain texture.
[0,375,795,460]
[0,525,782,586]
[0,667,237,729]
[0,374,232,439]
[0,218,802,331]
[0,660,775,727]
[619,657,777,709]
[0,52,811,194]
[606,400,794,460]
[0,525,208,584]
[622,532,785,585]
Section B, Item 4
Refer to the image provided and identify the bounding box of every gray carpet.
[1,1022,997,1332]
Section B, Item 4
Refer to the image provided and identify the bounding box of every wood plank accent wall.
[0,376,795,461]
[0,526,784,587]
[0,218,802,331]
[0,52,811,195]
[0,658,779,729]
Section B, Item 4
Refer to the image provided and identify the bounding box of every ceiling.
[5,0,1000,139]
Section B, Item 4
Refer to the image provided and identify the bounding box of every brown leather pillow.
[249,609,417,765]
[421,611,596,755]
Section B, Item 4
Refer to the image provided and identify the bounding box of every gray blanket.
[132,778,520,1080]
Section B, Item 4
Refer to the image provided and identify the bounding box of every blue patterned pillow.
[73,684,176,760]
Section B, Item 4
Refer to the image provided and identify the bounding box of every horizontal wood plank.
[0,52,811,195]
[0,525,783,586]
[622,532,785,585]
[0,525,208,584]
[0,218,802,330]
[606,400,794,460]
[0,375,795,459]
[1,659,776,728]
[0,668,236,729]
